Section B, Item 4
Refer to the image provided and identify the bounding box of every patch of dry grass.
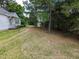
[0,28,79,59]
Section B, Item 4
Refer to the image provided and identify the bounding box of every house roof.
[0,8,19,18]
[9,12,19,18]
[0,8,9,16]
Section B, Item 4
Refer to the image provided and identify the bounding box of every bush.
[29,15,38,26]
[20,16,28,27]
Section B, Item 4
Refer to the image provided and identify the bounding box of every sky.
[16,0,29,6]
[16,0,25,6]
[16,0,30,17]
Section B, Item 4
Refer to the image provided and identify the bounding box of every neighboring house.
[37,14,43,27]
[0,8,21,30]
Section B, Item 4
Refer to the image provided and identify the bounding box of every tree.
[0,0,14,8]
[7,1,28,27]
[7,2,24,15]
[29,0,79,33]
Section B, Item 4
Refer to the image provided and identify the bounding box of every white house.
[0,8,21,30]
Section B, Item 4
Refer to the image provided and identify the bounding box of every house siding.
[0,15,10,30]
[0,8,21,30]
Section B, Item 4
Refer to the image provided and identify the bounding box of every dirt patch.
[21,27,79,59]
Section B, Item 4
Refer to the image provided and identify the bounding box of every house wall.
[9,18,16,28]
[9,18,21,29]
[15,18,21,26]
[0,15,10,30]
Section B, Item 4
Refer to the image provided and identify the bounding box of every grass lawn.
[0,28,28,59]
[0,29,20,40]
[0,27,79,59]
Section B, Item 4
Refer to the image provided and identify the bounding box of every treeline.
[25,0,79,34]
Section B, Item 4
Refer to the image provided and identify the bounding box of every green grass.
[0,28,27,59]
[0,29,21,40]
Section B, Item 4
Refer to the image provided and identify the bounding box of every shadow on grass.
[36,27,79,42]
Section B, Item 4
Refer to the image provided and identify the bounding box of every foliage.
[20,16,28,27]
[37,12,48,22]
[51,0,79,32]
[7,2,24,15]
[29,12,37,25]
[27,0,79,33]
[6,1,28,27]
[0,0,8,7]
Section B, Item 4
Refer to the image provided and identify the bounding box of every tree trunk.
[48,1,52,32]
